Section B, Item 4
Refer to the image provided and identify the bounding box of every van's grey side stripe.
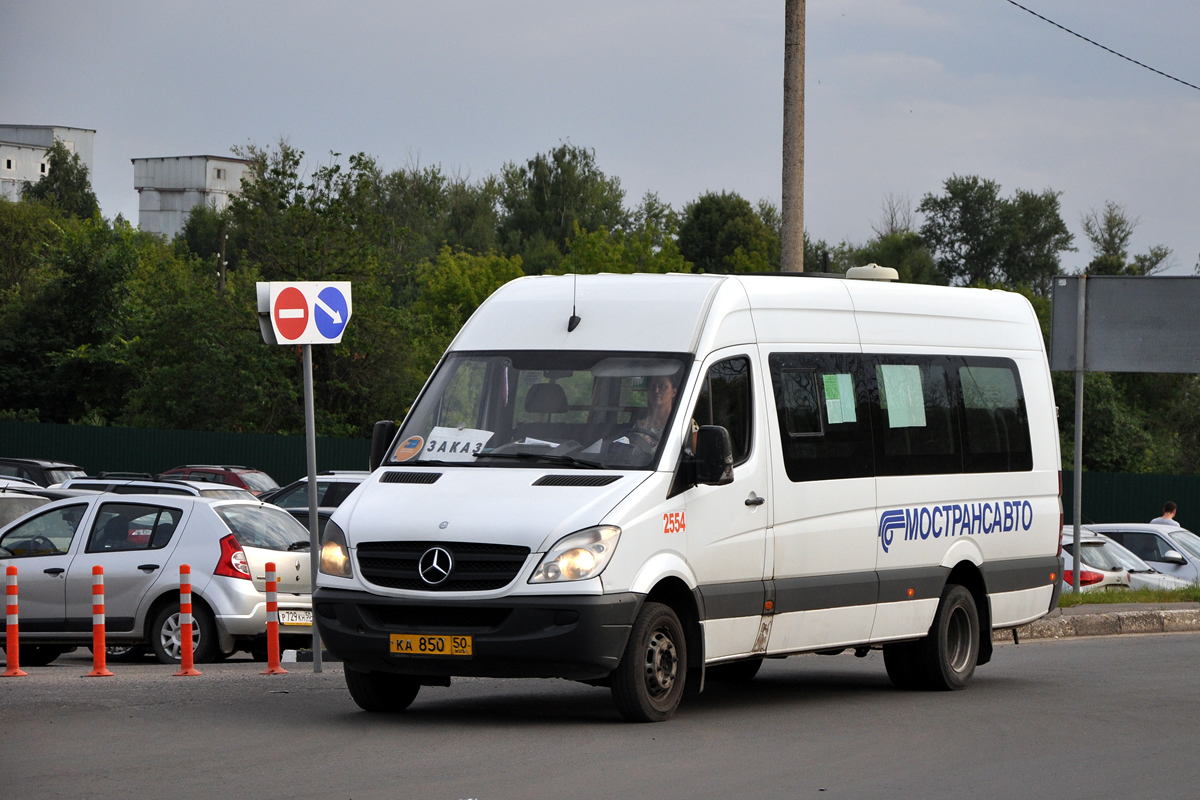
[697,581,767,620]
[774,571,879,614]
[981,556,1059,593]
[697,559,1055,621]
[876,567,950,604]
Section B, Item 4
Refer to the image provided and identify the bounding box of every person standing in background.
[1151,501,1181,527]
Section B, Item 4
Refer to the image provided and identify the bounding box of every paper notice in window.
[822,373,856,424]
[422,426,494,462]
[880,365,927,429]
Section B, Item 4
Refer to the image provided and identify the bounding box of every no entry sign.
[257,282,353,345]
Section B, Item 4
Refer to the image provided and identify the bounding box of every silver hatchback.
[0,495,311,666]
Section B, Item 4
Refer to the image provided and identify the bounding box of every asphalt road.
[3,634,1198,800]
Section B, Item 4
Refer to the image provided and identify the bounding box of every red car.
[156,465,279,496]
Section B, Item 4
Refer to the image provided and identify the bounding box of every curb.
[994,608,1200,642]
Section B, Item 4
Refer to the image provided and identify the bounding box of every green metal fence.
[1061,470,1200,528]
[0,421,370,485]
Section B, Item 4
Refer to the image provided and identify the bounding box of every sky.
[4,0,1198,275]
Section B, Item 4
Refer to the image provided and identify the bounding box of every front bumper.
[314,588,642,681]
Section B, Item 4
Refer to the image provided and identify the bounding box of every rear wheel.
[344,669,421,712]
[149,604,218,664]
[706,657,763,683]
[611,602,687,722]
[9,644,68,667]
[918,584,980,691]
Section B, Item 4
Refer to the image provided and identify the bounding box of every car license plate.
[390,634,472,656]
[278,609,313,626]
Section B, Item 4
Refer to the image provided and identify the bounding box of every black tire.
[90,644,146,663]
[611,602,688,722]
[882,640,923,690]
[149,604,218,665]
[917,584,980,691]
[344,668,421,712]
[11,644,68,667]
[706,657,763,683]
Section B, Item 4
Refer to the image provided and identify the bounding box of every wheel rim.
[642,627,679,698]
[159,612,201,660]
[946,605,972,673]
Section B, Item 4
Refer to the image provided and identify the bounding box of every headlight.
[319,521,353,578]
[529,525,621,583]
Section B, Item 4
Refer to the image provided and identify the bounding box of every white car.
[1060,531,1132,592]
[59,477,257,501]
[0,495,311,666]
[1090,531,1193,590]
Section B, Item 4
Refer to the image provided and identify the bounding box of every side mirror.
[369,420,397,472]
[693,425,734,486]
[1162,549,1188,565]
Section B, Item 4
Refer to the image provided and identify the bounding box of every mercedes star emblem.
[418,546,453,585]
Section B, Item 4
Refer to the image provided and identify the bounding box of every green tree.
[676,191,780,273]
[0,197,66,292]
[22,140,100,219]
[498,143,627,273]
[918,175,1073,294]
[1081,201,1171,276]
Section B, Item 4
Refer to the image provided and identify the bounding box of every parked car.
[0,487,49,528]
[1085,524,1200,584]
[260,471,369,535]
[156,465,279,496]
[1087,531,1193,590]
[60,477,256,501]
[0,494,311,666]
[0,457,87,487]
[1060,531,1132,592]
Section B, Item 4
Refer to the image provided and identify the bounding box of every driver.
[626,373,679,453]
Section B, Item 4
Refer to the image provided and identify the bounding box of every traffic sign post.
[256,281,354,672]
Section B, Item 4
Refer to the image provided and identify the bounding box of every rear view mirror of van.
[369,420,397,471]
[694,425,734,486]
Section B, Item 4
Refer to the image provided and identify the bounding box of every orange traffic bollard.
[261,561,287,675]
[174,564,201,677]
[3,565,27,677]
[86,566,114,677]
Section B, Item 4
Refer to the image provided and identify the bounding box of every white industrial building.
[0,125,96,202]
[132,154,253,239]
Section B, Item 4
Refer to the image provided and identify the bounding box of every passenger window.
[276,483,330,509]
[438,359,487,429]
[86,503,182,552]
[769,353,874,482]
[0,504,88,557]
[1118,532,1171,561]
[691,356,753,465]
[871,357,960,476]
[959,360,1032,472]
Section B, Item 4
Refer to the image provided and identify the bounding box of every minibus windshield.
[390,351,691,470]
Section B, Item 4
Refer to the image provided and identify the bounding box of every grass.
[1056,587,1200,607]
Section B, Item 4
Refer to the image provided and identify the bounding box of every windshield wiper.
[287,541,311,551]
[474,452,607,470]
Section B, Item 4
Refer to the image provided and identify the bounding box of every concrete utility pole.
[781,0,805,272]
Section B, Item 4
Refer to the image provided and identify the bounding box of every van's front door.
[679,350,771,661]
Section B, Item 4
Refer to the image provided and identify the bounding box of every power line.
[1002,0,1200,93]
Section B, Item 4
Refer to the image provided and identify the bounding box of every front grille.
[365,605,512,631]
[357,541,531,591]
[381,471,442,484]
[532,474,622,487]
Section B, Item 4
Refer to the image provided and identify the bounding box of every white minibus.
[315,271,1063,721]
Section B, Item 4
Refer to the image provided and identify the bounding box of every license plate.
[278,609,313,626]
[390,634,473,656]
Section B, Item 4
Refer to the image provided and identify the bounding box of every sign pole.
[304,343,322,671]
[1071,276,1086,593]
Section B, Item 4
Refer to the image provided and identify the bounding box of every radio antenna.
[568,272,581,332]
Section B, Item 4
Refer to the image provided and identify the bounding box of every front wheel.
[918,584,980,691]
[149,604,218,664]
[611,602,688,722]
[344,669,421,712]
